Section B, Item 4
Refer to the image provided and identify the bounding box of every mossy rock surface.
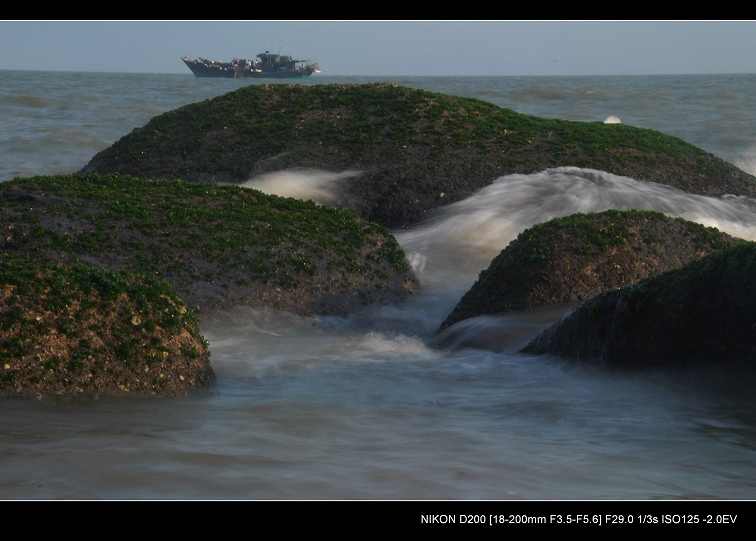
[78,83,756,229]
[0,174,418,318]
[439,209,744,332]
[0,259,214,402]
[522,241,756,368]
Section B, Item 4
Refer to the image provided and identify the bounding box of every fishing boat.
[181,51,321,79]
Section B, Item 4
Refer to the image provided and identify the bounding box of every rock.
[0,173,420,401]
[438,209,744,332]
[77,83,756,230]
[0,174,418,318]
[521,241,756,368]
[0,260,214,402]
[9,82,756,398]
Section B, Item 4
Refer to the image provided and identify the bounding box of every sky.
[1,20,755,77]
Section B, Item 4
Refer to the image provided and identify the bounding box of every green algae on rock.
[0,173,418,317]
[0,172,419,401]
[0,258,214,402]
[78,83,756,229]
[438,209,745,332]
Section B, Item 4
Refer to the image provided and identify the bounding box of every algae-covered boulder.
[0,174,418,318]
[78,83,756,229]
[0,258,214,402]
[521,241,756,368]
[438,209,744,332]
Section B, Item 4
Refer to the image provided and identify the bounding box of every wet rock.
[521,241,756,368]
[0,261,214,402]
[439,209,744,332]
[78,83,756,230]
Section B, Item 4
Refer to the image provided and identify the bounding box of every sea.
[2,70,756,506]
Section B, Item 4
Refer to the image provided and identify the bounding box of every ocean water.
[2,70,756,501]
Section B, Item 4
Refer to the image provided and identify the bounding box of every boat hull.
[182,57,317,79]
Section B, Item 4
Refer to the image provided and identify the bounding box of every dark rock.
[522,241,756,368]
[438,209,744,332]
